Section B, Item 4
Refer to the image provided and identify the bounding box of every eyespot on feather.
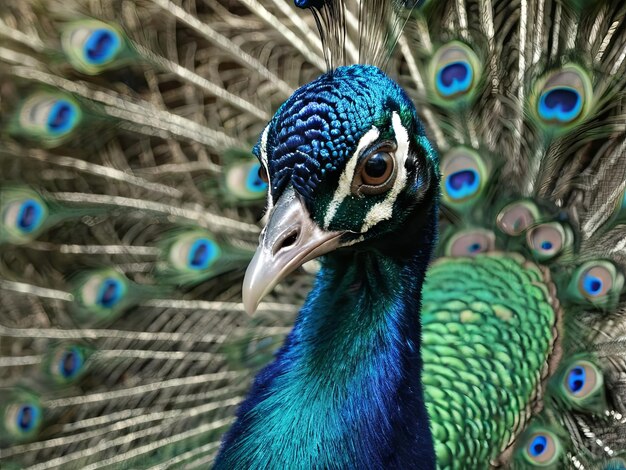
[567,260,624,306]
[75,270,129,320]
[526,222,571,261]
[496,201,540,236]
[14,92,82,146]
[430,42,481,102]
[46,344,90,385]
[224,161,268,201]
[441,147,487,206]
[62,21,125,74]
[1,390,43,442]
[522,431,561,466]
[563,360,603,400]
[169,234,221,272]
[1,190,48,244]
[445,229,495,257]
[532,65,592,129]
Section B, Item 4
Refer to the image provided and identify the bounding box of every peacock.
[1,0,626,468]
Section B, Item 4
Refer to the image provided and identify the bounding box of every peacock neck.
[296,250,428,378]
[216,225,437,468]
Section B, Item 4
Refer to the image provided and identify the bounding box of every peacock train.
[1,0,626,468]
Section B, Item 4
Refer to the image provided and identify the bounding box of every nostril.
[275,230,299,254]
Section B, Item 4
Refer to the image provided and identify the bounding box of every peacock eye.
[497,201,539,235]
[361,151,394,185]
[446,229,495,257]
[533,65,592,128]
[524,432,559,465]
[352,149,396,195]
[526,223,569,260]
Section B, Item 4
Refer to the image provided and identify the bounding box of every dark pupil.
[100,280,118,307]
[570,366,585,392]
[62,352,76,376]
[468,243,481,253]
[50,104,71,130]
[252,174,264,188]
[191,243,208,267]
[544,88,579,112]
[533,442,545,454]
[541,241,553,250]
[590,280,601,292]
[88,31,114,61]
[19,204,35,229]
[449,170,475,190]
[365,153,388,179]
[441,62,468,86]
[19,406,32,429]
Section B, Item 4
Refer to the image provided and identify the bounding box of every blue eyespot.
[533,66,591,129]
[538,88,582,123]
[58,347,84,379]
[540,241,553,251]
[84,28,122,64]
[445,169,480,200]
[15,404,41,433]
[523,430,560,465]
[567,366,586,394]
[246,163,268,194]
[526,223,567,260]
[582,273,603,297]
[16,199,45,233]
[575,264,617,301]
[187,238,219,270]
[468,243,482,253]
[46,99,79,136]
[97,278,125,308]
[562,361,602,401]
[529,435,548,457]
[436,61,473,97]
[430,43,481,103]
[447,230,495,257]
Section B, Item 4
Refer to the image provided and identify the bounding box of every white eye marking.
[259,125,273,215]
[360,112,409,233]
[323,126,380,229]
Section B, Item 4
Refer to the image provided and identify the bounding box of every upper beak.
[242,187,344,314]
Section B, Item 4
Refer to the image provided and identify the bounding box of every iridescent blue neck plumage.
[215,214,438,469]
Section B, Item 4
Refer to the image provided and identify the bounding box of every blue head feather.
[256,65,432,204]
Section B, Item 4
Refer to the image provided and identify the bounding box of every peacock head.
[243,65,440,313]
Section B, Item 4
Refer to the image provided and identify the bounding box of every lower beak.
[242,187,344,314]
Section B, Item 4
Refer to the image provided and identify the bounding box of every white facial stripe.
[360,112,410,233]
[323,126,380,229]
[259,125,273,214]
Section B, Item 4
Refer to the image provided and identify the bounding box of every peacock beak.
[243,187,344,314]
